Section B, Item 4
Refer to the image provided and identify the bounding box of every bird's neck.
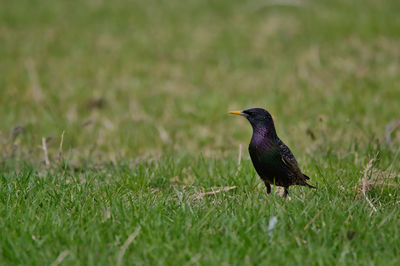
[251,124,277,142]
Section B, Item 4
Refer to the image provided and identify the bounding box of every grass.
[1,153,399,265]
[1,0,400,265]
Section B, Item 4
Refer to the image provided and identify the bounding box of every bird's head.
[229,108,276,133]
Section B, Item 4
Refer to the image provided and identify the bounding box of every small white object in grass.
[268,216,278,231]
[268,216,278,241]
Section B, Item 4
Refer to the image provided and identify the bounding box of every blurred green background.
[1,0,399,164]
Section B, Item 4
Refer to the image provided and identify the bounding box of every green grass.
[1,153,399,265]
[1,0,400,265]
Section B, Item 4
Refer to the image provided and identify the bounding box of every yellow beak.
[229,110,243,116]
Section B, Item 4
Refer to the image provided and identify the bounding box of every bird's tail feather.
[304,182,317,189]
[302,174,316,189]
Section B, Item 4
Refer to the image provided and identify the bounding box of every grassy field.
[1,0,400,265]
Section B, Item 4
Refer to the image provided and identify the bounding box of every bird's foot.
[282,187,289,198]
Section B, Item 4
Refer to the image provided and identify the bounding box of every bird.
[229,108,316,197]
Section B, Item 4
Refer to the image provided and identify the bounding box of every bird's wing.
[277,138,308,183]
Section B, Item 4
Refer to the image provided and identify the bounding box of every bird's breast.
[249,140,279,165]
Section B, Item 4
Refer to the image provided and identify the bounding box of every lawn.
[1,0,400,265]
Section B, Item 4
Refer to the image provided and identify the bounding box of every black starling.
[229,108,316,197]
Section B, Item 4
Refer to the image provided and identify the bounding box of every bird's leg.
[283,187,289,198]
[263,181,271,194]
